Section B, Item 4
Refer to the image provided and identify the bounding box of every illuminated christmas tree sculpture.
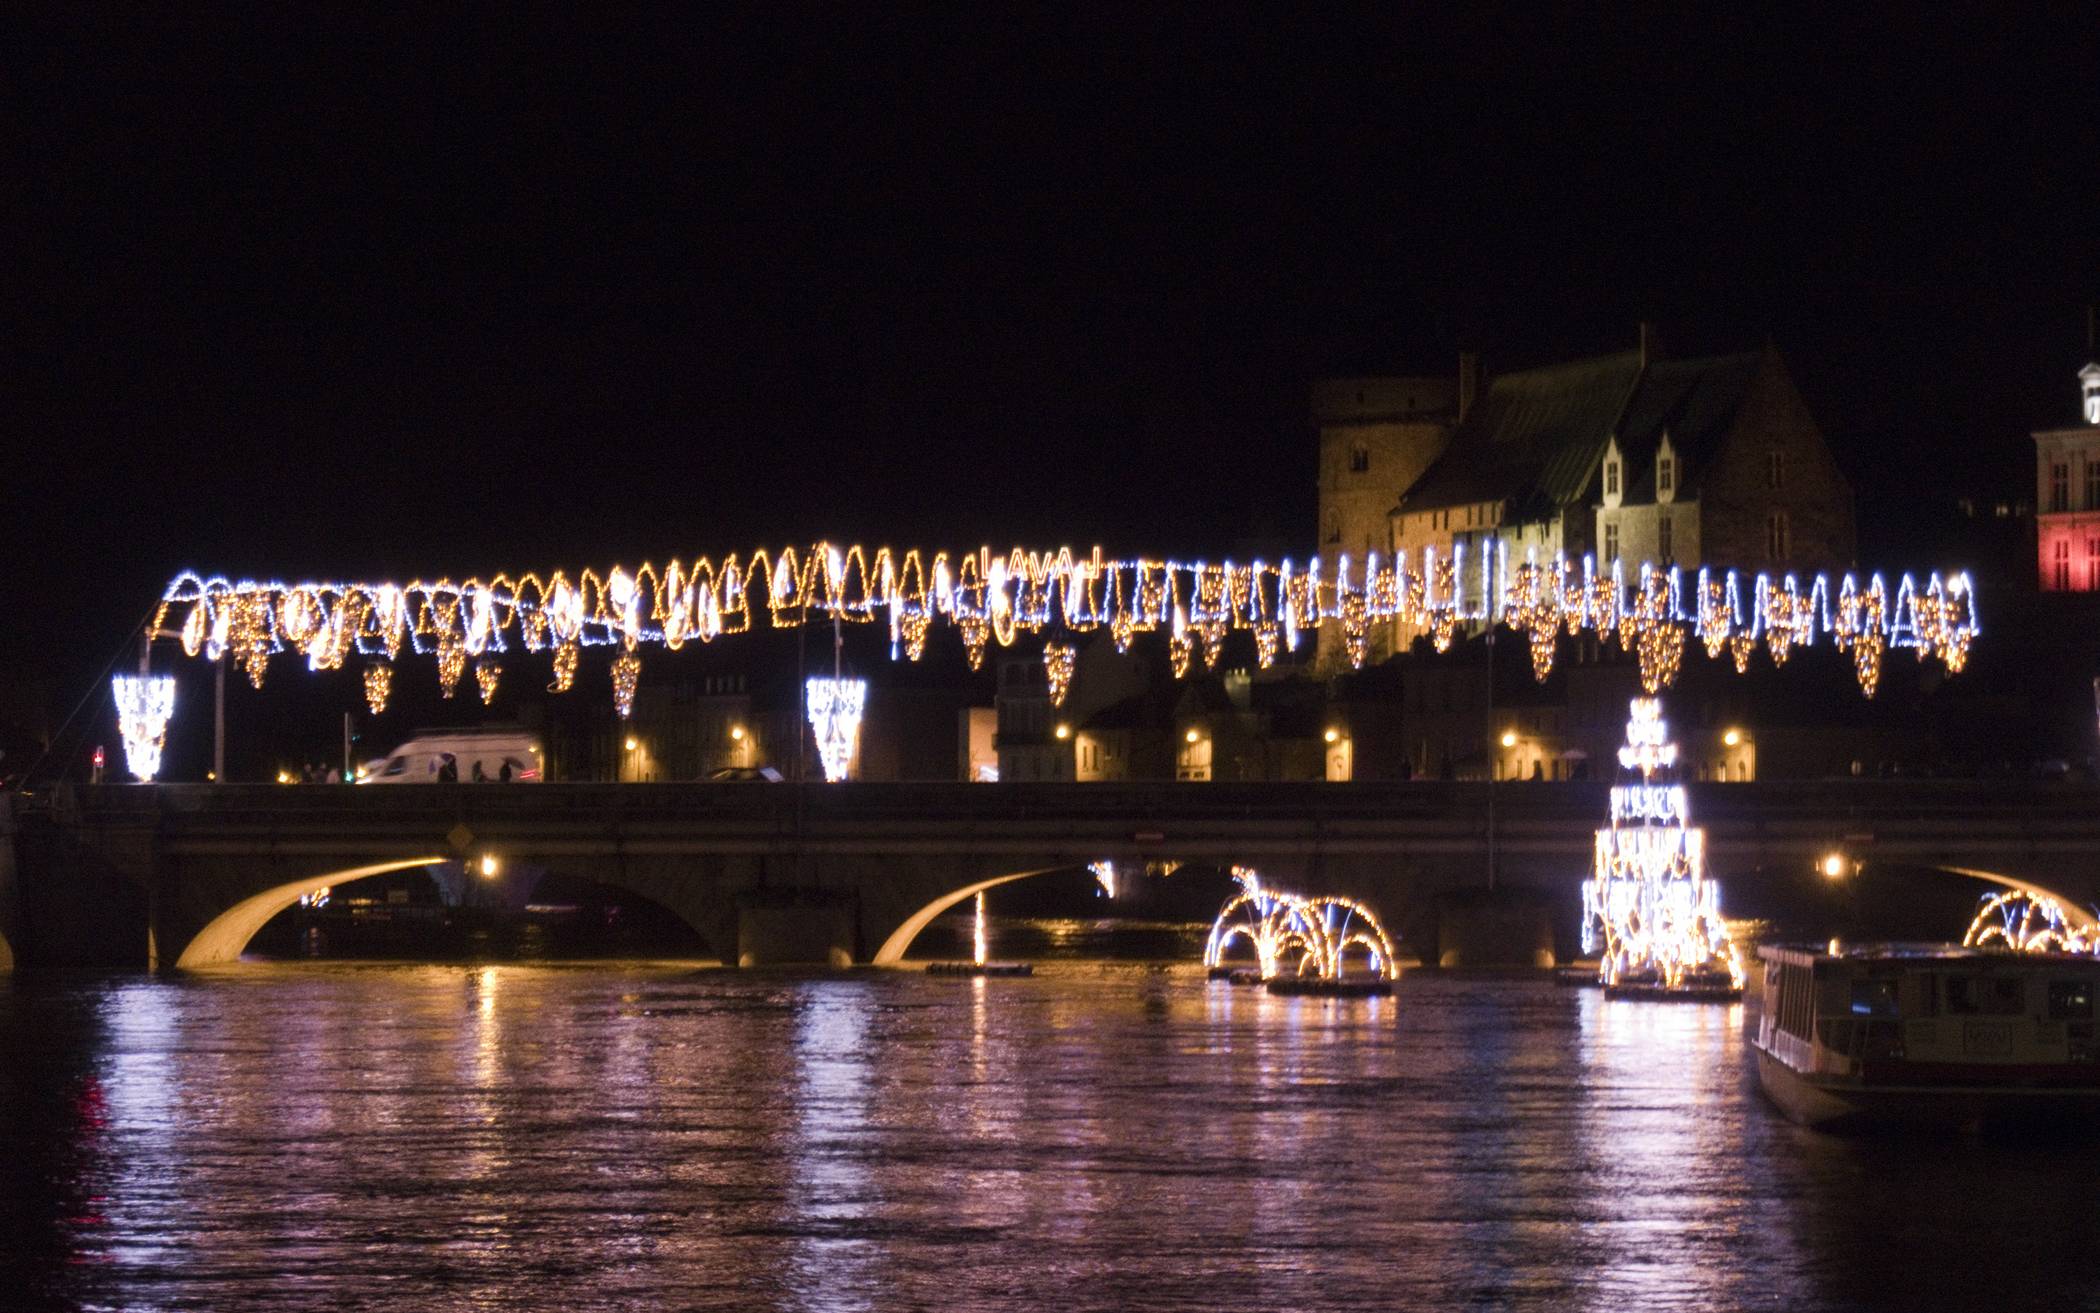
[1580,697,1744,994]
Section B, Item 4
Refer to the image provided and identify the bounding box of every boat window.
[1849,979,1899,1017]
[2049,980,2095,1021]
[1946,976,1976,1015]
[1985,977,2026,1016]
[382,756,407,777]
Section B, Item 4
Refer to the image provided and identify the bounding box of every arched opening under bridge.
[0,927,13,972]
[872,868,1058,966]
[175,857,449,968]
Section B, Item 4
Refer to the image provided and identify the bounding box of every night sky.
[8,9,2098,703]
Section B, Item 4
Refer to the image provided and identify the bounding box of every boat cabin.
[1758,944,2100,1083]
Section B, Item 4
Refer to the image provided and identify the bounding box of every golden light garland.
[550,643,578,692]
[475,661,501,705]
[363,662,392,715]
[436,635,466,699]
[1043,642,1075,708]
[611,651,640,720]
[152,543,1980,712]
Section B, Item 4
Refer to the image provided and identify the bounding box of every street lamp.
[1723,727,1743,747]
[1820,851,1850,880]
[1054,723,1071,740]
[1323,727,1340,744]
[1499,729,1518,749]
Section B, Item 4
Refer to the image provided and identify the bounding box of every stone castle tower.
[1312,364,1469,668]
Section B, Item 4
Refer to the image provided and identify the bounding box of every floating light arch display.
[1202,867,1400,981]
[150,541,1978,715]
[1963,890,2100,955]
[1580,697,1746,992]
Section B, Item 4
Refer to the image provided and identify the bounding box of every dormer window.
[2083,364,2100,425]
[1657,456,1674,496]
[1350,445,1369,473]
[1604,460,1619,497]
[1766,450,1786,490]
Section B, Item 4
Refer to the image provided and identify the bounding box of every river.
[3,936,2097,1311]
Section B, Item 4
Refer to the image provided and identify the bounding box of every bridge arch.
[173,857,449,969]
[1930,867,2099,930]
[0,927,12,972]
[871,867,1060,966]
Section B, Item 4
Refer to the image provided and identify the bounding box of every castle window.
[2055,538,2072,590]
[2087,539,2100,591]
[1603,521,1619,563]
[1766,511,1790,561]
[2087,459,2099,510]
[1766,451,1786,490]
[1325,509,1341,543]
[1658,514,1673,563]
[1350,446,1369,473]
[2053,462,2070,513]
[1658,457,1674,496]
[1604,461,1619,497]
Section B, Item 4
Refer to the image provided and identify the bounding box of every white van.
[361,731,544,784]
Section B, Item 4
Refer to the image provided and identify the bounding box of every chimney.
[1457,351,1480,424]
[1638,321,1664,367]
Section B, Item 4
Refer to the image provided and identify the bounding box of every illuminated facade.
[1326,333,1856,662]
[2031,362,2100,592]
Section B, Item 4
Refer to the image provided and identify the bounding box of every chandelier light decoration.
[363,662,393,715]
[804,676,867,783]
[1963,890,2100,955]
[150,541,1977,716]
[1043,641,1076,708]
[112,674,177,782]
[1202,866,1400,981]
[1580,698,1745,993]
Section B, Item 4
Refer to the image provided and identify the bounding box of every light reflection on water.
[2,962,2099,1312]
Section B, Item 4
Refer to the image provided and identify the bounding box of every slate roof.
[1615,351,1762,500]
[1397,348,1768,518]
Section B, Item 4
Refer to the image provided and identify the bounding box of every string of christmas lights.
[1202,866,1400,981]
[150,542,1978,715]
[1580,698,1745,992]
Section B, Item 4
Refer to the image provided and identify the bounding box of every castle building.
[2031,361,2100,591]
[1314,329,1857,666]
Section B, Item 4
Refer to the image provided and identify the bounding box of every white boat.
[1753,943,2100,1130]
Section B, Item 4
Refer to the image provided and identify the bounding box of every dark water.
[4,951,2099,1311]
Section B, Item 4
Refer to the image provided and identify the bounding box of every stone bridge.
[6,780,2099,971]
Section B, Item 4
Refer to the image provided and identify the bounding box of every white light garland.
[112,674,176,781]
[805,676,867,783]
[1580,698,1744,991]
[150,541,1979,703]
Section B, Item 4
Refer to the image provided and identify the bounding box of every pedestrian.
[437,753,458,783]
